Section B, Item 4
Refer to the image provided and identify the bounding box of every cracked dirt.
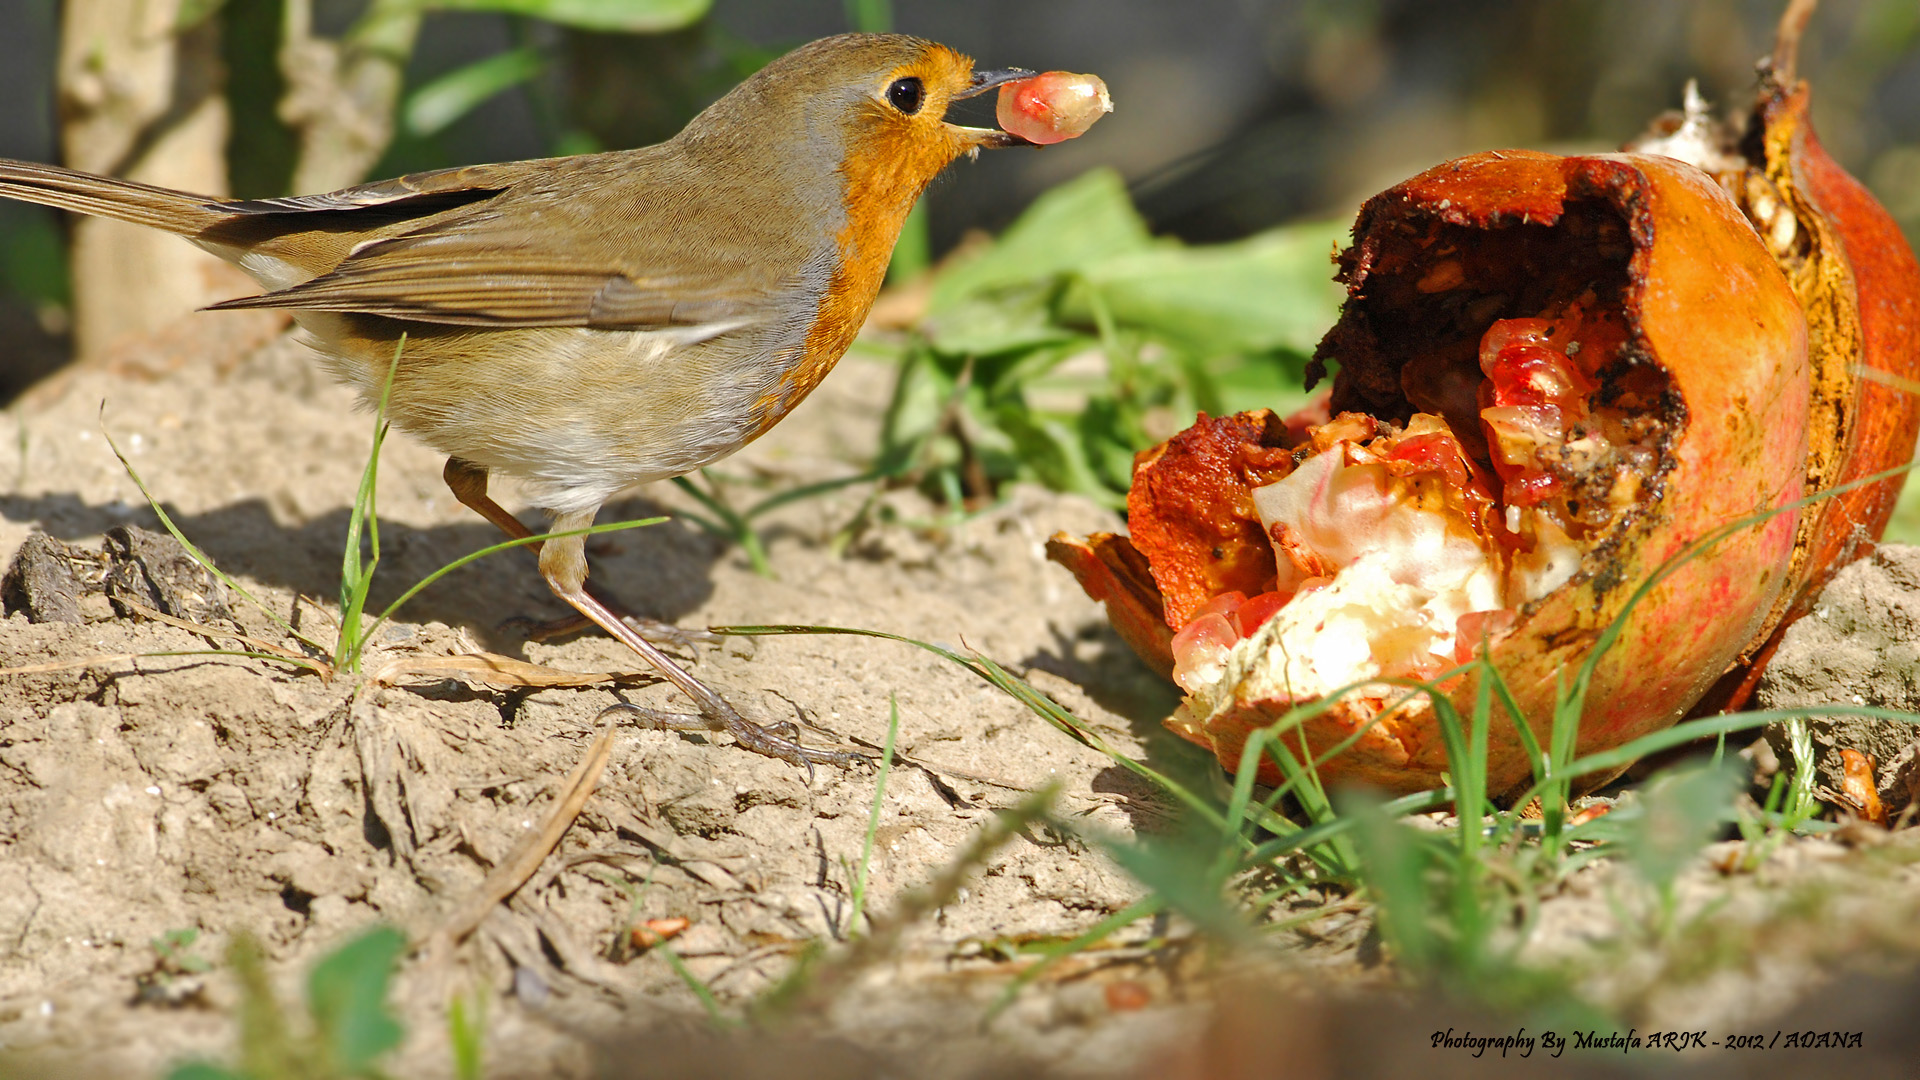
[4,321,1920,1079]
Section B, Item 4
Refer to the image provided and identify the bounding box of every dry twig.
[424,710,621,954]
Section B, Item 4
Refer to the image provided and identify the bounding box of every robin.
[0,33,1046,768]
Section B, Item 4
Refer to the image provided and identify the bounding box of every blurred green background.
[2,0,1918,530]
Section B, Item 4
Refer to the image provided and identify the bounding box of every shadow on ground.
[0,489,730,654]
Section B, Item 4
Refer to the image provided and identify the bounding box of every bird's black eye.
[887,77,924,115]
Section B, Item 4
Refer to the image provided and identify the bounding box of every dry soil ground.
[3,320,1920,1079]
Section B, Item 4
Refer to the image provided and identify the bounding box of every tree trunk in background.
[57,0,248,359]
[280,0,421,196]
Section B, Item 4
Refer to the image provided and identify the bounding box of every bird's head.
[680,33,1035,209]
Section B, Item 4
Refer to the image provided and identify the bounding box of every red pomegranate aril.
[1503,470,1563,507]
[1234,590,1292,637]
[1486,346,1593,411]
[1453,608,1520,664]
[1477,317,1560,358]
[1481,405,1565,473]
[1387,432,1472,490]
[1194,591,1248,621]
[1171,612,1241,693]
[997,72,1113,145]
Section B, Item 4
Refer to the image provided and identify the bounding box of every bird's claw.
[622,615,722,651]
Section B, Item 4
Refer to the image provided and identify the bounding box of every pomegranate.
[997,72,1113,145]
[1049,17,1920,796]
[1055,149,1810,795]
[1631,75,1920,714]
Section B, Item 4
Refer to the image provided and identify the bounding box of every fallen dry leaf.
[1839,748,1888,826]
[631,917,693,950]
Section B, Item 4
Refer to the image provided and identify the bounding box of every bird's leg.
[441,458,714,650]
[516,590,719,650]
[512,591,720,651]
[539,512,868,771]
[442,458,865,770]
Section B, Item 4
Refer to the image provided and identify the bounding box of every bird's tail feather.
[0,158,224,235]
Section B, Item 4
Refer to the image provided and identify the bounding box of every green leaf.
[1067,396,1142,492]
[844,0,892,33]
[876,347,958,467]
[1206,347,1324,418]
[175,0,227,31]
[0,209,71,307]
[992,402,1115,503]
[404,47,548,137]
[929,168,1159,311]
[922,294,1078,358]
[1612,763,1741,893]
[307,926,407,1074]
[424,0,711,32]
[1060,219,1348,356]
[164,1065,245,1080]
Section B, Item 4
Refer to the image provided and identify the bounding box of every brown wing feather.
[212,161,523,216]
[203,150,786,329]
[209,223,753,329]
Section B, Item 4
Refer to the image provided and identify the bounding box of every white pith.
[1180,422,1586,716]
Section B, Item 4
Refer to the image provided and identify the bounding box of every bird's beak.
[952,127,1035,150]
[950,67,1040,149]
[957,67,1036,99]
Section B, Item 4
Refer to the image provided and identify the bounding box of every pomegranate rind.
[1702,81,1920,711]
[1050,150,1813,795]
[1220,152,1808,793]
[1125,410,1296,628]
[1770,82,1920,582]
[1044,532,1175,680]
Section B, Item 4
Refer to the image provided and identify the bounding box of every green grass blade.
[1075,822,1254,947]
[671,473,773,578]
[1433,677,1486,863]
[448,987,486,1080]
[335,337,404,671]
[982,897,1163,1022]
[1482,653,1545,786]
[744,468,889,521]
[1244,788,1449,867]
[969,649,1223,826]
[1213,672,1462,876]
[1507,705,1920,811]
[355,517,665,648]
[847,696,900,937]
[1217,715,1364,878]
[1218,724,1278,874]
[1253,731,1353,876]
[1342,794,1441,973]
[758,785,1059,1024]
[1506,459,1920,850]
[658,943,735,1029]
[713,623,1228,830]
[1783,717,1818,823]
[99,415,329,656]
[1570,461,1920,720]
